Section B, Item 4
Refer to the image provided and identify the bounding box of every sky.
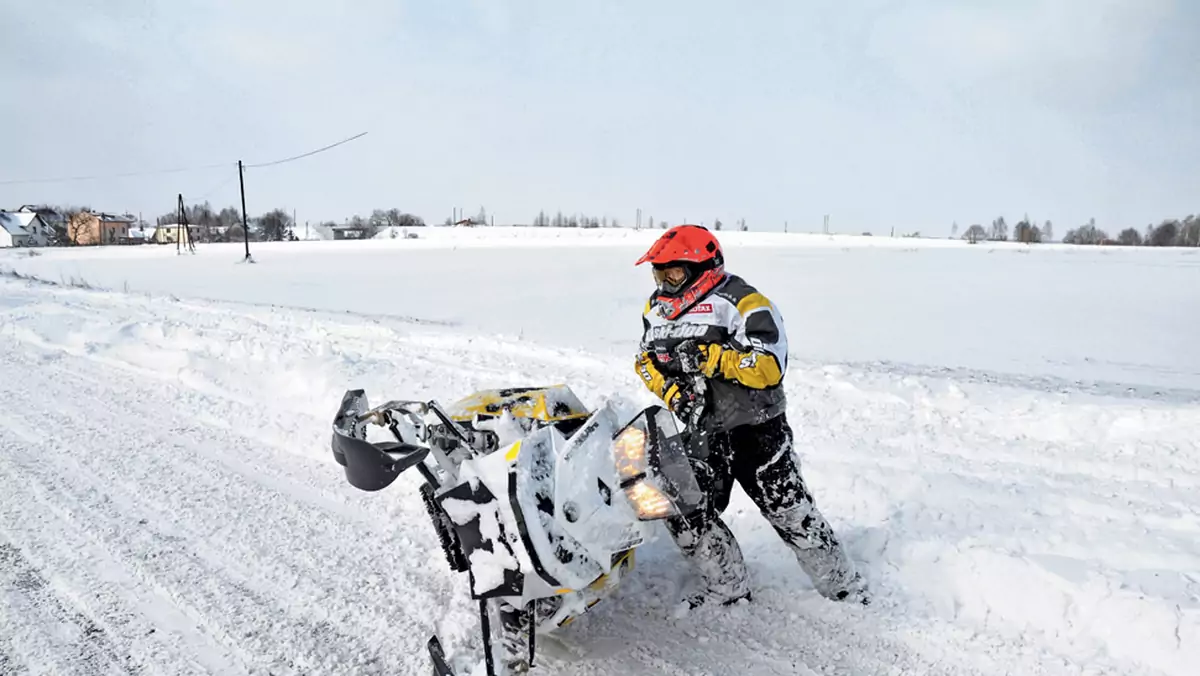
[2,0,1197,235]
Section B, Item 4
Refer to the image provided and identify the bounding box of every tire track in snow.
[0,350,472,675]
[0,416,253,675]
[0,432,242,676]
[0,540,135,676]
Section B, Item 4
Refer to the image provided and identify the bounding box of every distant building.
[0,210,54,247]
[68,211,136,245]
[331,224,372,240]
[144,223,195,245]
[0,213,31,247]
[15,205,66,242]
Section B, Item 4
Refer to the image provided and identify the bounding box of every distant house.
[144,222,194,245]
[0,210,54,246]
[15,206,66,243]
[68,211,136,245]
[0,212,32,247]
[331,224,372,240]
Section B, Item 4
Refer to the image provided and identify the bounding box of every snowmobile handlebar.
[330,389,470,492]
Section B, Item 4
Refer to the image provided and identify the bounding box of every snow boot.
[665,511,751,614]
[764,500,868,605]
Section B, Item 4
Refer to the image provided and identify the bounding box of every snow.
[0,229,1197,675]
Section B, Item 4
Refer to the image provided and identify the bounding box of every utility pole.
[238,160,254,262]
[176,193,194,255]
[177,194,183,255]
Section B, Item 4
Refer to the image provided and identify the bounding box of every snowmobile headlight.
[607,406,703,521]
[612,426,647,481]
[623,479,677,520]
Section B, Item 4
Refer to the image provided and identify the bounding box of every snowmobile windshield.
[633,407,705,516]
[553,402,652,569]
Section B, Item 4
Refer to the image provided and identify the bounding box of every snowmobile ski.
[427,635,455,676]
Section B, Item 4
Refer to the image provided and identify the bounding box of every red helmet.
[636,225,726,319]
[635,224,723,267]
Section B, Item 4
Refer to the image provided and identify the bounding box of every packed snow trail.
[0,277,1197,675]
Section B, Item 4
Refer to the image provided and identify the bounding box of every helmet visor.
[652,264,689,294]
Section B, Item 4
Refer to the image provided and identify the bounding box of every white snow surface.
[0,229,1198,675]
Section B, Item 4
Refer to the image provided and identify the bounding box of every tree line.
[957,215,1054,244]
[311,208,426,240]
[152,203,426,242]
[956,213,1199,247]
[529,210,620,228]
[527,210,749,231]
[1060,215,1199,247]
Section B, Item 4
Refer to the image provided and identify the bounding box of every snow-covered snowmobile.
[330,384,706,675]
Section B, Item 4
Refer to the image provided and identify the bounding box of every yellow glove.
[695,343,782,389]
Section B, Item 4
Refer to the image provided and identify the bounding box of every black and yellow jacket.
[635,274,788,431]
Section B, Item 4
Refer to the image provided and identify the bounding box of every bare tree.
[962,224,987,244]
[68,212,93,245]
[218,206,241,228]
[346,214,377,238]
[1014,216,1042,243]
[1147,220,1179,247]
[1182,215,1199,246]
[989,216,1008,241]
[1117,228,1143,246]
[1062,219,1107,245]
[258,208,294,241]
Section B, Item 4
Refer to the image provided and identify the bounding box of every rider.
[633,224,868,609]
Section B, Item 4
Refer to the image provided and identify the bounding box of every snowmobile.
[329,384,706,675]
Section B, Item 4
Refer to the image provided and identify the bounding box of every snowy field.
[1,228,1198,675]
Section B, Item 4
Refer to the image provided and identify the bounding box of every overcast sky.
[2,0,1196,234]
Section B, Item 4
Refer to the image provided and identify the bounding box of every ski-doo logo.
[690,303,713,314]
[645,323,708,342]
[638,361,654,382]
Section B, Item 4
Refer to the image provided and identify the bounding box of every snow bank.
[3,231,1197,394]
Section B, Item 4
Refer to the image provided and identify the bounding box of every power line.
[193,173,240,203]
[0,162,232,187]
[243,131,368,169]
[0,130,368,185]
[233,130,367,263]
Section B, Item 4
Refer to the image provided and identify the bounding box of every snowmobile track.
[0,540,138,676]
